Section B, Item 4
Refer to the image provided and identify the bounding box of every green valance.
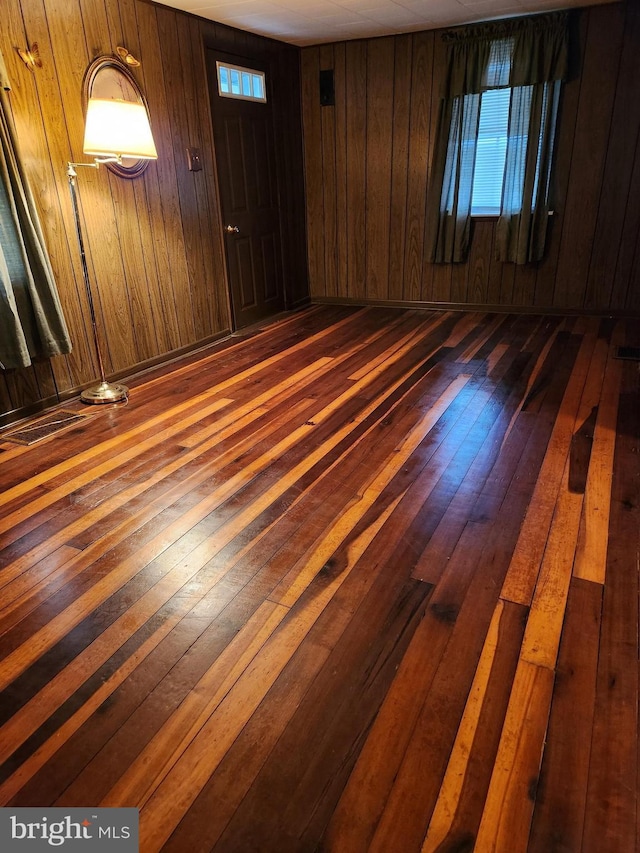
[441,12,569,98]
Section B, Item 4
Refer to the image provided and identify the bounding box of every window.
[470,37,512,216]
[216,62,266,103]
[471,88,510,215]
[449,39,559,216]
[472,82,561,218]
[427,13,567,264]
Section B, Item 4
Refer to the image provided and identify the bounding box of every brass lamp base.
[80,381,129,404]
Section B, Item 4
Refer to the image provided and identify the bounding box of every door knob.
[224,224,240,234]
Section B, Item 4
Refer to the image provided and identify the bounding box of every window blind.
[471,87,511,215]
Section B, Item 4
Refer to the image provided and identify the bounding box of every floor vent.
[2,410,92,446]
[615,346,640,361]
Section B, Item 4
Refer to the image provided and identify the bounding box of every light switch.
[187,147,203,172]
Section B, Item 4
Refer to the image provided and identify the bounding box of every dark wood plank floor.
[0,305,638,852]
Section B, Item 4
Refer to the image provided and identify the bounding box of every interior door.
[207,51,285,330]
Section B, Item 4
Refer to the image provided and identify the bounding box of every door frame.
[205,47,287,332]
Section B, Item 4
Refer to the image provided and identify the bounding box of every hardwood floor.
[0,305,638,852]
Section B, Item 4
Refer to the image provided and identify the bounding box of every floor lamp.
[68,97,157,404]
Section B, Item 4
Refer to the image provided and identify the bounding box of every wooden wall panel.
[334,43,348,296]
[553,2,626,309]
[586,0,640,310]
[135,1,193,352]
[387,35,411,302]
[345,40,367,301]
[301,1,640,317]
[320,45,338,299]
[270,36,309,312]
[365,38,394,302]
[301,48,324,297]
[404,32,433,303]
[532,11,588,310]
[0,0,308,426]
[423,29,447,303]
[156,8,207,344]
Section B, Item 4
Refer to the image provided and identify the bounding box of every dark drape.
[496,14,567,262]
[426,12,569,265]
[0,48,72,370]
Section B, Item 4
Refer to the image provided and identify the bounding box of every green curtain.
[425,34,496,263]
[0,49,72,370]
[426,12,569,265]
[495,14,567,262]
[425,93,480,263]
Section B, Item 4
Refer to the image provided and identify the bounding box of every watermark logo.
[0,808,138,850]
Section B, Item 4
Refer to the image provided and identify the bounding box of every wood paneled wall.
[301,1,640,315]
[0,0,307,426]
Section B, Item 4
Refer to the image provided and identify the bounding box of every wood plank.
[572,324,624,583]
[582,365,639,853]
[271,374,471,606]
[421,600,527,852]
[0,602,188,805]
[0,310,369,509]
[211,578,430,851]
[0,325,470,681]
[500,329,599,604]
[0,306,637,853]
[474,660,555,852]
[0,393,233,535]
[323,523,483,853]
[528,577,602,853]
[135,497,401,851]
[367,538,525,852]
[416,330,569,579]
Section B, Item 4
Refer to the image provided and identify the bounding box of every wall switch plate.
[187,147,203,171]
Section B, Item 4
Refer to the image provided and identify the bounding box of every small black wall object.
[319,69,335,106]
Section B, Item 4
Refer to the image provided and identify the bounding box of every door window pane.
[217,62,267,103]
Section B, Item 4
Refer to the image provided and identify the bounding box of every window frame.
[216,61,267,104]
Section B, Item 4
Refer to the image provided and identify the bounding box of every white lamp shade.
[83,98,158,160]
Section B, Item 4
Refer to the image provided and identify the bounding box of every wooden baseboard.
[0,329,232,430]
[310,296,636,319]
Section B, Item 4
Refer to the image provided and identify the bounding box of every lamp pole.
[67,161,128,404]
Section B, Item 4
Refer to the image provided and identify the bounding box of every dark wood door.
[207,51,285,330]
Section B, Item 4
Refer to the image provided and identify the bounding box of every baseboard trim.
[310,296,636,318]
[0,329,232,431]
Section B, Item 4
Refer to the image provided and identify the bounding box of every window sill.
[471,211,555,221]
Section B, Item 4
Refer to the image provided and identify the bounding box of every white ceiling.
[161,0,617,46]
